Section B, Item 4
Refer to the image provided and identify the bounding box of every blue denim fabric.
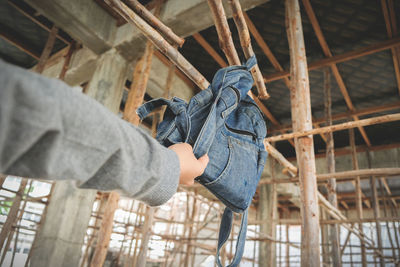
[137,56,268,267]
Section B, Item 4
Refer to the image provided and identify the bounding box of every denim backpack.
[137,56,267,267]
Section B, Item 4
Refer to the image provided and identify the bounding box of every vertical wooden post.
[90,191,120,267]
[184,196,197,267]
[59,41,76,80]
[324,67,341,266]
[123,41,155,125]
[349,128,367,267]
[320,209,330,266]
[0,179,27,253]
[285,211,290,267]
[285,1,321,266]
[136,206,155,267]
[366,150,385,266]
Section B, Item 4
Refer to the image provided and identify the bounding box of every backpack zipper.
[225,123,257,140]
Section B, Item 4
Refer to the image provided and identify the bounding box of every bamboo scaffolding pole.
[264,36,400,83]
[106,0,209,90]
[228,0,269,99]
[124,0,184,47]
[266,113,400,142]
[324,67,341,266]
[285,1,320,265]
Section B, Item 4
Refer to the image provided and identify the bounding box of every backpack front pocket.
[201,135,258,212]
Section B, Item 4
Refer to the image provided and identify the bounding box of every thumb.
[196,154,209,174]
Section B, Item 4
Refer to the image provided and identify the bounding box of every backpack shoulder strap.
[216,208,248,267]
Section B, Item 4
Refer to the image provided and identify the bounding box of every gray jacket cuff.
[137,147,180,206]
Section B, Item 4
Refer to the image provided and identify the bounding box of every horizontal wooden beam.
[0,24,40,60]
[264,36,400,82]
[266,113,400,142]
[270,101,400,134]
[259,168,400,184]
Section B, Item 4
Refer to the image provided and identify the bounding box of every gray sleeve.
[0,59,180,206]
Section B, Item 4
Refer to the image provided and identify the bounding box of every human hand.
[168,143,209,186]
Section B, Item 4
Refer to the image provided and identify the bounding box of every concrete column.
[31,49,129,267]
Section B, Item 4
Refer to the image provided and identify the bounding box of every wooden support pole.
[285,1,320,265]
[90,191,120,267]
[124,0,185,47]
[35,25,58,74]
[136,207,155,267]
[266,113,400,143]
[106,0,210,90]
[379,177,397,260]
[349,128,367,267]
[366,150,385,267]
[264,36,400,83]
[270,100,400,135]
[324,67,341,266]
[58,41,76,80]
[206,0,240,65]
[302,0,371,146]
[123,41,154,125]
[0,179,27,254]
[228,0,269,99]
[381,0,400,95]
[193,33,227,68]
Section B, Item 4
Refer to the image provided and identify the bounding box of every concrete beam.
[27,0,269,61]
[25,0,116,54]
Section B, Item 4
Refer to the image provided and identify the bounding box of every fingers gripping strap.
[216,208,248,267]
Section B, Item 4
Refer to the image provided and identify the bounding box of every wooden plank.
[285,1,320,265]
[302,0,371,146]
[35,25,59,73]
[381,0,400,95]
[264,36,400,82]
[8,0,70,44]
[266,113,400,142]
[193,33,227,68]
[0,26,40,59]
[90,191,120,267]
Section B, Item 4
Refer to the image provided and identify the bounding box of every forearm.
[0,60,180,206]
